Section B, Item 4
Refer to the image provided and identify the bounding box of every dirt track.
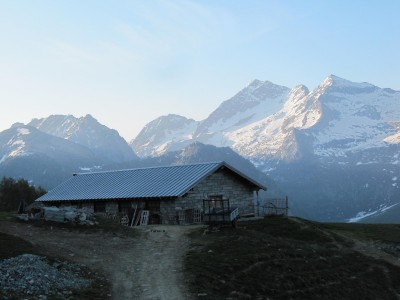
[0,221,199,300]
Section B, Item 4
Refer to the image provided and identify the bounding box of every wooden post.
[256,191,259,217]
[222,199,225,223]
[285,196,288,216]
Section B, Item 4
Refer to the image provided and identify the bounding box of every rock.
[78,213,87,222]
[0,254,91,298]
[17,214,29,221]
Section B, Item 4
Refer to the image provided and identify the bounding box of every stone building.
[36,161,266,224]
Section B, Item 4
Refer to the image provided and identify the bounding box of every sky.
[0,0,399,141]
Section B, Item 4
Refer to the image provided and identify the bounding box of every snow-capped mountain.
[131,80,290,157]
[131,75,399,162]
[130,114,198,157]
[130,75,400,221]
[0,124,104,188]
[193,80,290,146]
[29,114,138,163]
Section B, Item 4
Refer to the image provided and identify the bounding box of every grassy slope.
[185,217,400,300]
[320,222,400,243]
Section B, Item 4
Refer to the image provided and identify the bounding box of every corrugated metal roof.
[36,161,266,202]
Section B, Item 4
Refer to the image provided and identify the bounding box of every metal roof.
[36,161,266,202]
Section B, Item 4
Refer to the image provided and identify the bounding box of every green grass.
[320,222,400,243]
[185,216,400,300]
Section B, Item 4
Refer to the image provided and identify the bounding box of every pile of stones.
[19,206,98,225]
[0,254,91,299]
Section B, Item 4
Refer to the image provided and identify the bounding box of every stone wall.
[178,168,256,215]
[105,202,118,215]
[81,202,94,213]
[160,199,177,225]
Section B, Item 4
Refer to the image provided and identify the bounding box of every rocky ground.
[0,254,90,299]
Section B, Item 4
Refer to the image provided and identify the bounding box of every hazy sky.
[1,1,399,141]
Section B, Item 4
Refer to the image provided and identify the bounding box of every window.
[209,195,223,208]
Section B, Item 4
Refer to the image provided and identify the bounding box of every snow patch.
[0,155,7,164]
[79,167,93,171]
[384,132,400,144]
[347,203,400,223]
[17,128,30,135]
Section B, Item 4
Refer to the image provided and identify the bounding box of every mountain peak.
[11,122,25,128]
[27,114,138,162]
[322,74,350,87]
[245,79,289,93]
[320,74,376,91]
[148,114,196,127]
[247,79,264,88]
[82,114,96,120]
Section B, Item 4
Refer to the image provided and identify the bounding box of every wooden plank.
[193,208,202,224]
[140,210,149,226]
[178,210,186,225]
[134,208,142,226]
[130,205,137,227]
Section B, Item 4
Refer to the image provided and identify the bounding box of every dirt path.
[122,225,195,300]
[290,218,400,267]
[347,238,400,267]
[0,221,198,300]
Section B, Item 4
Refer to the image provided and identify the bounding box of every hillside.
[0,125,105,188]
[1,214,400,299]
[185,217,400,299]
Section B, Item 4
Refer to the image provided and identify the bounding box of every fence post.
[256,191,259,217]
[285,196,288,216]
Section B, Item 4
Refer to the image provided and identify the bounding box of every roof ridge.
[75,161,225,176]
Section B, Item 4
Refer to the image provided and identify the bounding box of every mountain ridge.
[129,75,400,221]
[28,114,138,163]
[130,75,399,161]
